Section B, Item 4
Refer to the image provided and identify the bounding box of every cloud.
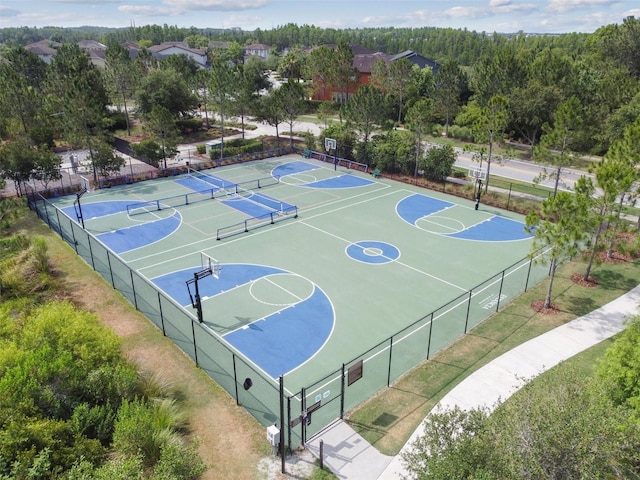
[0,6,21,17]
[46,0,122,3]
[547,0,617,14]
[165,0,269,12]
[119,0,269,18]
[443,2,537,20]
[118,5,175,16]
[489,0,512,6]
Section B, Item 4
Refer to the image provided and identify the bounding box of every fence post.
[320,440,324,470]
[426,312,434,359]
[128,270,138,310]
[525,259,533,291]
[232,354,239,405]
[104,251,115,287]
[158,292,166,336]
[279,376,286,474]
[387,337,393,387]
[340,364,345,419]
[464,290,472,333]
[496,270,506,312]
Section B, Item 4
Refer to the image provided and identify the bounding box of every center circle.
[345,241,400,264]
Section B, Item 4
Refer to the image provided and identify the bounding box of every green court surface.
[43,154,544,442]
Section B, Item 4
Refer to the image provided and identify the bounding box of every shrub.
[175,118,203,134]
[196,144,206,154]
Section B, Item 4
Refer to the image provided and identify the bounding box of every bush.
[216,139,263,158]
[447,125,474,142]
[176,117,203,134]
[196,144,206,154]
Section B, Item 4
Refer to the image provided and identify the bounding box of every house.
[78,40,107,68]
[311,45,440,103]
[24,39,62,64]
[147,42,208,68]
[243,43,270,61]
[24,39,108,67]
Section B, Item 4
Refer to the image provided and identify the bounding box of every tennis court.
[35,153,547,447]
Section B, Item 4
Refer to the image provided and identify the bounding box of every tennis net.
[187,167,235,190]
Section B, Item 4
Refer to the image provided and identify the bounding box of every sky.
[1,0,639,34]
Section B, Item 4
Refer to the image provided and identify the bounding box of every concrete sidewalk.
[307,284,640,480]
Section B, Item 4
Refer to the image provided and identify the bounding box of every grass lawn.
[347,253,640,455]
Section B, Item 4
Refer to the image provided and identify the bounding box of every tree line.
[0,18,639,195]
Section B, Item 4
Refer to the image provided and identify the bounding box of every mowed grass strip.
[347,255,640,455]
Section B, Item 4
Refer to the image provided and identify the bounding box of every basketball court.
[42,153,543,443]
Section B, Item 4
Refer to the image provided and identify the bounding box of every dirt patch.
[596,251,631,264]
[531,300,561,315]
[570,273,599,287]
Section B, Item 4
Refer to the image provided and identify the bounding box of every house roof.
[389,50,440,72]
[353,52,391,73]
[26,39,62,49]
[25,44,57,55]
[78,39,106,50]
[148,42,206,55]
[244,43,270,50]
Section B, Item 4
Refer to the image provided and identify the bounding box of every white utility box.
[266,424,280,446]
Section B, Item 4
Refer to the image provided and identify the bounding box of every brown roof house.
[24,39,62,64]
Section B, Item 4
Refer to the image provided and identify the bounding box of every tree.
[46,43,111,182]
[254,91,285,147]
[421,144,457,183]
[472,95,510,193]
[598,316,640,413]
[0,47,50,144]
[404,366,640,479]
[233,57,270,138]
[405,98,434,177]
[207,58,236,155]
[32,147,63,191]
[104,43,137,136]
[91,140,126,179]
[432,59,466,137]
[144,105,179,168]
[331,42,358,115]
[509,80,562,155]
[371,57,415,124]
[371,129,415,174]
[0,135,40,196]
[525,191,589,309]
[135,68,197,120]
[600,117,640,254]
[305,45,334,100]
[534,96,584,197]
[276,79,307,148]
[278,48,307,81]
[342,85,390,164]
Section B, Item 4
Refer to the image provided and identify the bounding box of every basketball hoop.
[324,137,337,151]
[468,167,486,182]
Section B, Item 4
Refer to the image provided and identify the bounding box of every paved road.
[432,142,594,192]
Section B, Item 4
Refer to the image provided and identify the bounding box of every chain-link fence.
[25,169,550,451]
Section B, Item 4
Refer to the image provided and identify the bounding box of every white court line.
[301,221,468,293]
[262,275,305,301]
[131,182,393,271]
